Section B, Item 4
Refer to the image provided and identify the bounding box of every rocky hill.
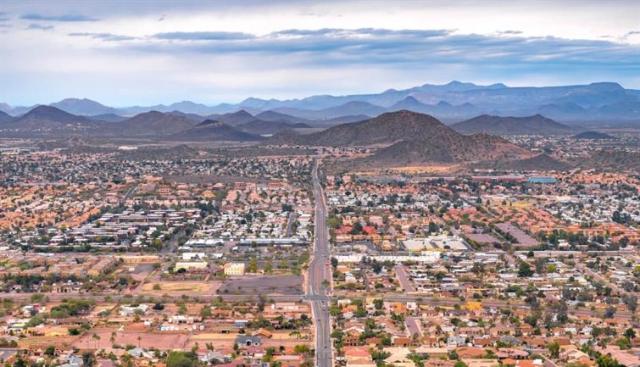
[169,120,262,141]
[272,110,530,165]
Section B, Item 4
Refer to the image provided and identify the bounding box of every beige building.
[224,262,246,276]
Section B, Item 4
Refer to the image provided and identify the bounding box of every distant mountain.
[0,106,95,134]
[0,103,13,115]
[89,113,127,122]
[573,131,615,140]
[236,119,310,136]
[452,114,574,135]
[241,81,640,122]
[166,111,206,123]
[169,119,262,141]
[117,101,233,116]
[51,98,116,116]
[389,96,431,112]
[0,110,12,124]
[273,101,386,120]
[389,97,480,120]
[212,110,257,126]
[3,80,640,126]
[255,110,311,125]
[113,111,198,137]
[314,114,370,127]
[317,101,386,119]
[204,110,310,135]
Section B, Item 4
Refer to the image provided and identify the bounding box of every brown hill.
[272,110,530,165]
[168,119,262,141]
[452,114,574,136]
[113,111,198,137]
[370,133,529,165]
[271,110,455,146]
[0,106,96,136]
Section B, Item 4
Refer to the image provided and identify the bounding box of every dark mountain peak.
[437,100,452,107]
[487,83,507,89]
[26,104,60,115]
[22,105,84,121]
[390,96,426,110]
[0,110,12,124]
[170,118,261,142]
[197,119,224,127]
[113,110,199,137]
[402,95,420,102]
[255,110,309,123]
[446,80,470,87]
[134,110,164,118]
[50,98,115,116]
[529,114,555,121]
[371,110,442,126]
[341,100,378,107]
[229,109,253,118]
[57,97,93,103]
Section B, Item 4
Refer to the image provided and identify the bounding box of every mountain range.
[0,105,307,139]
[2,81,640,125]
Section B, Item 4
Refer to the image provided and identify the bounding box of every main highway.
[308,160,333,367]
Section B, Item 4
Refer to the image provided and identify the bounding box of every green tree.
[547,341,560,359]
[166,351,199,367]
[596,354,621,367]
[518,262,534,277]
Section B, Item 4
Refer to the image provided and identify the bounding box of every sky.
[1,0,640,106]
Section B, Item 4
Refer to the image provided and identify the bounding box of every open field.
[74,328,190,350]
[140,281,220,295]
[219,275,303,295]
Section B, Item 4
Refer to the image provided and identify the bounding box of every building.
[224,262,246,276]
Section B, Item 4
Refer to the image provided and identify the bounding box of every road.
[394,264,416,293]
[307,160,333,367]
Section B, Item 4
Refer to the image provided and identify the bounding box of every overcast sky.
[1,0,640,106]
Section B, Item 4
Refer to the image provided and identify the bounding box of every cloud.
[21,13,99,22]
[497,30,523,35]
[153,31,255,41]
[0,11,10,22]
[624,30,640,39]
[27,23,54,31]
[68,32,136,41]
[106,28,639,69]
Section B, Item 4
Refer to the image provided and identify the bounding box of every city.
[1,1,640,367]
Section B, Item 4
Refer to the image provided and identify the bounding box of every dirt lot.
[74,327,190,350]
[219,275,303,295]
[140,280,220,296]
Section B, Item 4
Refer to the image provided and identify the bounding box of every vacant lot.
[141,281,220,295]
[74,327,189,350]
[219,275,303,295]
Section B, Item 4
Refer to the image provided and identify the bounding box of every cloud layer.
[0,0,639,105]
